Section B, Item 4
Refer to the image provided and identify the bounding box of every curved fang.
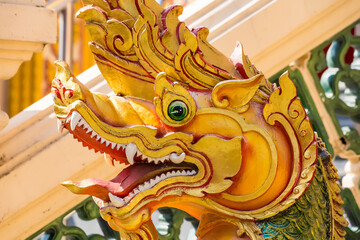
[70,111,82,131]
[170,152,185,164]
[125,143,137,165]
[109,193,125,207]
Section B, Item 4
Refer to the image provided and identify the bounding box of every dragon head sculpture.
[52,0,347,239]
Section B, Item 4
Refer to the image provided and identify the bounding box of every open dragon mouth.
[59,110,199,208]
[96,161,196,208]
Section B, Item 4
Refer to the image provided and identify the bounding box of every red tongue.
[62,163,161,201]
[62,179,124,201]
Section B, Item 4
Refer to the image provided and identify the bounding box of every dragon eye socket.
[168,100,188,121]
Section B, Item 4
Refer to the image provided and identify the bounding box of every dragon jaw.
[57,98,245,228]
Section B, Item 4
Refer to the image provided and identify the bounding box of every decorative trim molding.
[0,0,56,80]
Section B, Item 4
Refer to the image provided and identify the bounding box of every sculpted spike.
[77,0,244,100]
[52,1,347,239]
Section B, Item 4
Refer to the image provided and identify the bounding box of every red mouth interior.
[69,122,128,163]
[65,161,196,201]
[63,120,198,201]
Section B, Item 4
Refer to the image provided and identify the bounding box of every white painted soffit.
[182,0,360,77]
[1,0,360,239]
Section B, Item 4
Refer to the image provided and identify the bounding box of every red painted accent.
[230,42,248,79]
[317,45,330,79]
[69,121,128,164]
[191,27,206,36]
[66,89,74,98]
[161,5,178,30]
[178,50,209,89]
[52,87,62,100]
[176,23,183,44]
[345,46,355,65]
[135,0,143,17]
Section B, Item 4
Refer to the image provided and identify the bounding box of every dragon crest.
[52,0,347,239]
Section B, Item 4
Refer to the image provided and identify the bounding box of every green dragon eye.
[168,100,188,121]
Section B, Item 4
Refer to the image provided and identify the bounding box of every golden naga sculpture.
[51,0,348,239]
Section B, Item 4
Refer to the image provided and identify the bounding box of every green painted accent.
[27,198,120,240]
[27,198,199,240]
[341,188,360,240]
[305,18,360,239]
[269,67,334,156]
[307,19,360,155]
[256,151,332,240]
[342,126,360,154]
[157,208,198,240]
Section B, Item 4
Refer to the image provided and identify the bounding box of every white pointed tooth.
[125,143,137,165]
[116,143,122,151]
[150,178,156,186]
[77,118,85,127]
[170,152,185,164]
[70,111,82,131]
[160,173,166,179]
[109,193,125,207]
[89,130,95,138]
[129,192,135,198]
[104,153,115,167]
[111,142,117,149]
[166,172,172,177]
[92,196,104,208]
[105,140,111,147]
[96,135,101,141]
[124,196,131,203]
[136,150,142,157]
[138,184,144,191]
[143,181,151,190]
[82,121,89,129]
[133,188,140,195]
[86,127,92,133]
[100,137,106,144]
[181,170,187,175]
[141,154,147,160]
[57,119,64,133]
[191,170,196,175]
